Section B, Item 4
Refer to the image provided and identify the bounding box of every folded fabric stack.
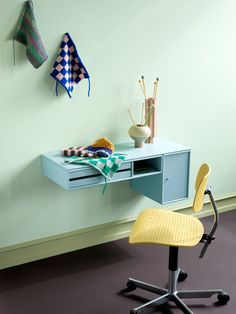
[62,137,126,181]
[62,137,114,158]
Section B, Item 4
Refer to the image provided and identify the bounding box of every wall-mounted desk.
[42,138,190,204]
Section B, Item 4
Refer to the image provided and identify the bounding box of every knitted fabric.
[66,154,126,181]
[62,137,114,158]
[50,32,90,98]
[85,137,114,157]
[14,0,48,68]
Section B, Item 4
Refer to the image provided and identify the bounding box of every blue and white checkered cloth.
[50,32,90,98]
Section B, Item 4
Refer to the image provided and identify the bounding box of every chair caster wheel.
[127,280,137,292]
[178,269,188,282]
[130,310,138,314]
[217,292,230,304]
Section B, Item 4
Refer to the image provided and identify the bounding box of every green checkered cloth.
[67,153,126,181]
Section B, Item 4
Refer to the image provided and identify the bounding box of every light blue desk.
[42,138,190,204]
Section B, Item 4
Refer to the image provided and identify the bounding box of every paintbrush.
[138,80,145,97]
[153,77,159,99]
[127,107,136,125]
[141,75,147,99]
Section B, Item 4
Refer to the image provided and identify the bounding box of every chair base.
[127,268,229,314]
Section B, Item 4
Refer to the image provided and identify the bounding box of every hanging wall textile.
[50,32,90,98]
[14,0,48,68]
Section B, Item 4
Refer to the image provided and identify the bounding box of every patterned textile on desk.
[65,154,126,181]
[50,32,90,98]
[14,0,48,68]
[62,137,114,158]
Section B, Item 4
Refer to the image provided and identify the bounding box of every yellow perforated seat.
[124,164,230,314]
[129,208,204,247]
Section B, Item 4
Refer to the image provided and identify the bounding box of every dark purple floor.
[0,210,235,314]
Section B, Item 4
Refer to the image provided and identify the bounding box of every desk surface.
[43,138,190,171]
[115,139,189,160]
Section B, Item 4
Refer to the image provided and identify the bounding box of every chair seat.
[129,208,204,247]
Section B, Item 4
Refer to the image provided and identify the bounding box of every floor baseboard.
[0,194,235,269]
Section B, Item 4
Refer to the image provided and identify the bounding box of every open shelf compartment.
[133,156,162,177]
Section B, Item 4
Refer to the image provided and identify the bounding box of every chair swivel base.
[126,269,230,314]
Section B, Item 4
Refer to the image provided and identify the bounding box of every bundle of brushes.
[138,75,159,100]
[127,102,154,127]
[127,77,159,127]
[139,75,159,143]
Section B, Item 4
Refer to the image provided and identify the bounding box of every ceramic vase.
[128,124,151,148]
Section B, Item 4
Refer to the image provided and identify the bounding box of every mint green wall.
[0,0,236,248]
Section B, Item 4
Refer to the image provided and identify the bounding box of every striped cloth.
[14,0,48,68]
[61,146,113,158]
[62,146,87,157]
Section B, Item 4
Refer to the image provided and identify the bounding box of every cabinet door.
[162,152,190,203]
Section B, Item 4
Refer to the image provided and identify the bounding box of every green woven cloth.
[14,0,48,68]
[66,153,126,181]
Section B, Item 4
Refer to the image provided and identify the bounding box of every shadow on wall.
[0,157,46,213]
[11,156,46,199]
[3,3,27,68]
[110,181,142,211]
[3,6,62,99]
[0,149,143,249]
[0,155,142,221]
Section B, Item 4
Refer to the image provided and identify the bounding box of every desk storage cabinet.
[42,138,190,204]
[130,152,190,204]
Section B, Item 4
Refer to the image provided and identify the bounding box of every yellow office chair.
[125,164,230,314]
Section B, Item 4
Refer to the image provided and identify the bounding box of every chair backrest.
[193,163,211,213]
